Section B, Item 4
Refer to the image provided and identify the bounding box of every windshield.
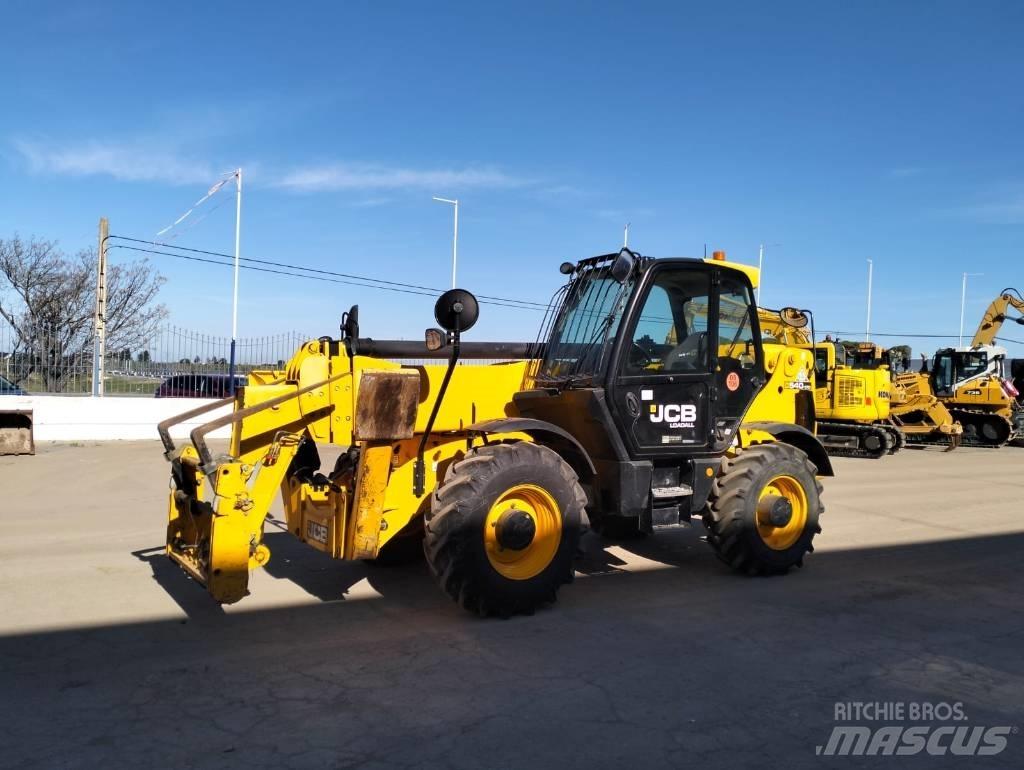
[536,267,632,385]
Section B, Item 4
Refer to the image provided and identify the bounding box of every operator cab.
[932,347,1003,396]
[515,248,773,531]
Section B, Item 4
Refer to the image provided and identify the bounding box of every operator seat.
[664,331,708,371]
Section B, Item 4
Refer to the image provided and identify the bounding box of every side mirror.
[779,307,809,329]
[424,328,446,351]
[434,289,479,334]
[341,304,359,340]
[611,248,636,283]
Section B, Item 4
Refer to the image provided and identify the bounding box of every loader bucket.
[0,410,35,456]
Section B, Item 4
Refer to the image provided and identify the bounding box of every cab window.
[717,277,757,371]
[624,271,710,374]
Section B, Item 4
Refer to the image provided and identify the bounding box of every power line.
[108,234,552,310]
[107,244,545,312]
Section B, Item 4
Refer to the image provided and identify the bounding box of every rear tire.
[703,443,823,575]
[424,442,587,617]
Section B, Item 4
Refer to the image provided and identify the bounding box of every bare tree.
[0,234,167,391]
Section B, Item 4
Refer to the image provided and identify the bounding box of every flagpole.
[229,168,242,394]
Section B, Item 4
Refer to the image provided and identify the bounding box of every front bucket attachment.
[0,410,34,456]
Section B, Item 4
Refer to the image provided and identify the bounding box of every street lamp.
[959,272,984,347]
[865,258,873,342]
[756,243,781,304]
[432,196,459,288]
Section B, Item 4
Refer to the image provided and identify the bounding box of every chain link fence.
[1,323,308,396]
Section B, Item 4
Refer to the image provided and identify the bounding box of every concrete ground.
[1,442,1022,769]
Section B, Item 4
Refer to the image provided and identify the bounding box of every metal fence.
[0,323,522,397]
[1,323,308,396]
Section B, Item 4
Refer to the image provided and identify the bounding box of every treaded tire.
[703,443,823,575]
[424,442,587,617]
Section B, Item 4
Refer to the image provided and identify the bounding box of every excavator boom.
[971,288,1024,347]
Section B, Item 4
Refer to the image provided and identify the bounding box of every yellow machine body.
[162,252,831,610]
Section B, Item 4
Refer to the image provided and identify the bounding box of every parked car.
[0,375,27,395]
[154,374,246,398]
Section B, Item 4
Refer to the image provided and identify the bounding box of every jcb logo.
[649,404,698,425]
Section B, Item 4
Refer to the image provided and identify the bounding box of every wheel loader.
[917,288,1024,447]
[159,248,833,617]
[758,308,901,458]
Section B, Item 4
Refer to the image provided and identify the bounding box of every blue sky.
[1,0,1022,357]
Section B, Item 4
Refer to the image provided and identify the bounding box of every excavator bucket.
[0,410,34,456]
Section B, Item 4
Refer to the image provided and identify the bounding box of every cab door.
[609,264,713,456]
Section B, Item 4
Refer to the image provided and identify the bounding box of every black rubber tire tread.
[703,442,824,575]
[424,441,587,617]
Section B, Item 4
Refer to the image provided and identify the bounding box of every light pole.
[432,196,459,288]
[959,272,984,347]
[228,168,242,394]
[865,258,873,342]
[756,243,781,304]
[623,222,630,248]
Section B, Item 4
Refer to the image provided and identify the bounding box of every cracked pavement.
[1,441,1022,769]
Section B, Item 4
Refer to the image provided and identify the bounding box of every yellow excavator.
[158,248,832,616]
[840,342,962,451]
[758,308,900,458]
[917,288,1024,446]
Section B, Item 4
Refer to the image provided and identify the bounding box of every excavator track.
[880,424,906,454]
[899,429,961,452]
[951,408,1014,448]
[817,422,894,459]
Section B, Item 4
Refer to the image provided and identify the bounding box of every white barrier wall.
[2,396,233,442]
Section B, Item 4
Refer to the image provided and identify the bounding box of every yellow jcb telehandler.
[159,248,832,616]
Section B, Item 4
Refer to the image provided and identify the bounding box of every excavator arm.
[971,288,1024,347]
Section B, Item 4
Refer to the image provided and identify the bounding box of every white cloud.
[12,138,531,194]
[13,139,221,185]
[274,163,528,192]
[951,192,1024,225]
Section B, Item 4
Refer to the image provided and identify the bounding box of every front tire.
[424,442,587,617]
[703,443,823,575]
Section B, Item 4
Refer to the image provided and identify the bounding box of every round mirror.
[434,289,479,333]
[779,307,809,329]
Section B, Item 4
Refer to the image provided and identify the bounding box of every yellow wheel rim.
[484,484,562,580]
[756,475,809,551]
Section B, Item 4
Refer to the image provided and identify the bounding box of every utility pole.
[865,258,874,342]
[92,217,108,396]
[432,197,459,288]
[228,169,242,394]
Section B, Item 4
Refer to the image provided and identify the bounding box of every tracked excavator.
[840,343,962,451]
[921,288,1024,447]
[158,248,832,617]
[758,308,900,458]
